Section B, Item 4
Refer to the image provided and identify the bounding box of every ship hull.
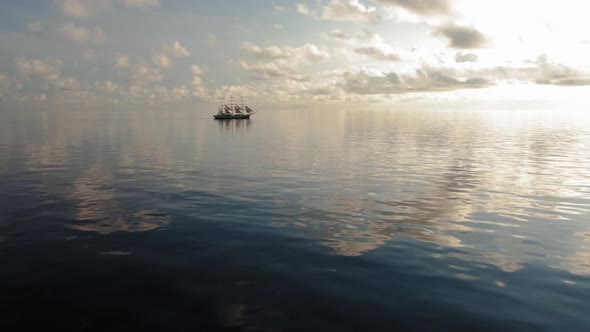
[213,114,252,120]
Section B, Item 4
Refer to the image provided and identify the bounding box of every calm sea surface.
[1,108,590,331]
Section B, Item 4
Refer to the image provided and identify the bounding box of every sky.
[0,0,589,110]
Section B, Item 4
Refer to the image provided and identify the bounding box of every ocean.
[1,108,589,331]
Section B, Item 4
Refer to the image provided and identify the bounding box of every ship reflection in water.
[1,108,590,331]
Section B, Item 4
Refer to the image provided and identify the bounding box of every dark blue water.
[1,108,590,331]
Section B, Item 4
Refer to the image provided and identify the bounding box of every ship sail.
[214,96,257,120]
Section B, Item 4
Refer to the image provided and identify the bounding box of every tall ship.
[214,97,256,120]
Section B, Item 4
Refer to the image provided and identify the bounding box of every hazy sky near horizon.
[0,0,589,109]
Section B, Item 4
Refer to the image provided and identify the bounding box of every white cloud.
[122,0,160,9]
[55,0,112,18]
[164,40,190,57]
[170,85,190,99]
[340,67,489,94]
[239,61,299,80]
[115,55,130,67]
[26,21,43,33]
[455,52,478,63]
[239,42,331,80]
[132,65,163,84]
[152,53,171,68]
[58,23,105,44]
[241,42,331,63]
[207,34,217,47]
[83,49,96,61]
[56,0,159,17]
[354,46,401,61]
[190,64,208,98]
[54,77,81,91]
[191,64,203,75]
[95,80,117,92]
[15,58,63,81]
[297,0,380,23]
[377,0,453,16]
[149,40,190,70]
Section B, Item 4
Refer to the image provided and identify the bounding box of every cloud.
[521,55,590,86]
[377,0,452,16]
[454,52,478,63]
[15,58,63,81]
[191,64,203,75]
[241,42,330,63]
[190,64,208,98]
[55,0,112,18]
[207,34,217,47]
[330,28,402,61]
[273,5,286,14]
[328,30,352,40]
[83,49,96,61]
[122,0,160,9]
[56,0,160,17]
[54,77,82,91]
[149,40,189,69]
[95,80,117,92]
[340,67,489,94]
[115,54,130,67]
[163,40,190,57]
[132,65,163,84]
[152,53,171,68]
[239,61,299,80]
[296,0,380,23]
[58,23,105,44]
[434,24,488,49]
[239,42,331,80]
[354,46,401,61]
[26,21,43,34]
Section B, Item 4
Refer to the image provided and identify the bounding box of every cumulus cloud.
[434,24,488,49]
[190,64,208,98]
[241,42,330,63]
[273,5,286,14]
[163,40,190,57]
[54,77,82,91]
[296,0,380,23]
[330,28,402,61]
[191,64,203,75]
[150,40,189,69]
[83,49,96,61]
[377,0,452,16]
[56,0,159,17]
[454,52,478,63]
[513,55,590,86]
[58,23,105,44]
[15,58,63,81]
[340,67,489,94]
[354,46,401,61]
[132,65,163,84]
[115,54,130,67]
[55,0,112,18]
[239,42,331,80]
[207,34,217,47]
[95,80,117,92]
[152,53,171,68]
[239,61,299,80]
[122,0,160,9]
[26,21,44,34]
